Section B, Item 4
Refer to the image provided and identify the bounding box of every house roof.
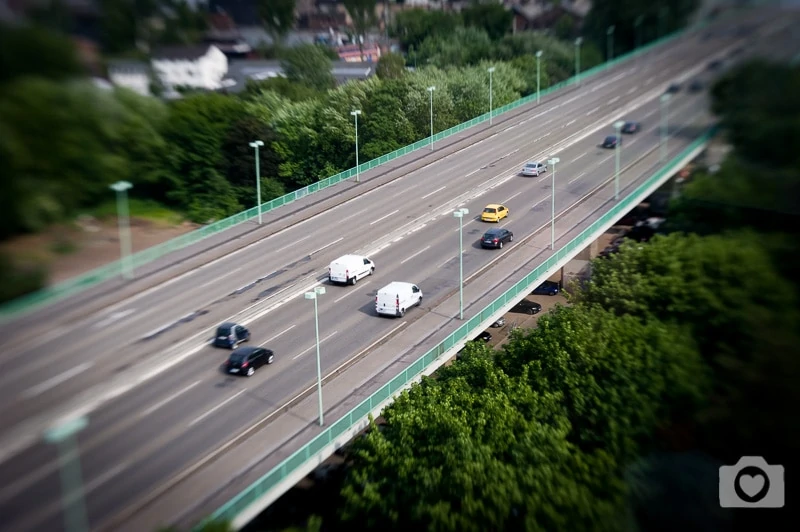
[152,45,216,60]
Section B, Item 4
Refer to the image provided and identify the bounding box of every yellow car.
[481,204,509,223]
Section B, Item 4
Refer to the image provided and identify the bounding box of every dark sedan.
[225,346,274,377]
[621,121,640,134]
[532,280,560,296]
[665,82,681,94]
[213,322,250,349]
[689,80,704,92]
[481,228,513,249]
[602,135,622,149]
[510,300,542,315]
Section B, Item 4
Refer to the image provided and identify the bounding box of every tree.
[280,44,335,92]
[460,1,513,40]
[391,8,461,50]
[220,116,284,207]
[0,23,83,84]
[375,52,407,80]
[257,0,296,46]
[343,0,377,60]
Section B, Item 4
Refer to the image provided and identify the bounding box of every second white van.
[329,254,375,285]
[375,282,423,317]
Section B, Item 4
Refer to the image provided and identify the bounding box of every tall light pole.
[574,37,583,85]
[487,66,496,125]
[606,25,616,65]
[453,208,469,320]
[547,157,560,249]
[109,181,133,280]
[351,110,361,183]
[536,50,543,104]
[249,140,264,225]
[304,286,326,427]
[427,86,436,150]
[45,416,89,532]
[613,121,625,200]
[660,94,671,162]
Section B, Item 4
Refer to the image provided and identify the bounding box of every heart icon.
[738,474,765,497]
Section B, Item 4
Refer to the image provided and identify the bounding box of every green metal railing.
[0,26,694,322]
[196,125,720,530]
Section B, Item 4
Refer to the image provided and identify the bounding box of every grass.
[83,199,184,226]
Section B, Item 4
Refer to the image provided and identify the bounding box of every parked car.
[520,161,547,176]
[532,280,560,296]
[708,59,723,70]
[481,204,509,223]
[491,317,506,328]
[481,228,513,249]
[225,346,274,377]
[602,135,622,149]
[510,300,542,315]
[621,121,640,134]
[477,331,492,342]
[213,322,250,349]
[689,79,704,92]
[665,82,681,94]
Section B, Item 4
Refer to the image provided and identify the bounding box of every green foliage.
[417,27,494,68]
[257,0,297,44]
[461,1,514,40]
[0,253,46,304]
[242,77,322,103]
[220,116,283,206]
[98,0,207,54]
[280,44,335,92]
[0,22,83,83]
[391,8,461,50]
[375,52,407,80]
[343,0,378,42]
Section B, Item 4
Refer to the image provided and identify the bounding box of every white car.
[521,161,547,176]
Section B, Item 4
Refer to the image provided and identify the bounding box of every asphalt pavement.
[0,9,795,532]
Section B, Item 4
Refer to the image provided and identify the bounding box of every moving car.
[329,254,375,285]
[481,228,513,249]
[481,204,509,223]
[621,121,640,134]
[665,82,681,94]
[689,79,704,92]
[510,300,542,315]
[602,135,622,149]
[213,322,250,349]
[225,346,274,377]
[375,281,423,317]
[532,280,560,296]
[520,161,547,176]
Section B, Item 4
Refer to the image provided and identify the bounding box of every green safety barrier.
[0,24,697,322]
[196,124,720,530]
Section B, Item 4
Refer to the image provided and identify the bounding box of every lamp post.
[547,157,560,249]
[487,66,496,125]
[304,286,326,426]
[249,140,265,225]
[109,181,133,280]
[351,110,361,183]
[613,121,625,200]
[660,94,671,162]
[606,25,616,65]
[536,50,543,104]
[427,86,436,150]
[45,416,89,532]
[453,208,469,320]
[574,37,583,85]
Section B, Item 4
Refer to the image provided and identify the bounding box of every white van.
[329,254,375,285]
[375,282,423,317]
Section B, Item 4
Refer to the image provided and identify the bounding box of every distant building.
[223,58,374,92]
[107,60,153,96]
[206,10,254,58]
[337,42,381,63]
[511,0,591,33]
[151,44,228,95]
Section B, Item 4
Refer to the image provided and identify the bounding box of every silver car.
[521,161,547,176]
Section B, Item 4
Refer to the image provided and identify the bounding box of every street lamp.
[487,66,496,125]
[574,37,583,85]
[453,208,469,320]
[109,181,134,280]
[45,416,89,532]
[304,286,326,427]
[547,157,560,249]
[660,94,671,162]
[536,50,543,104]
[613,121,625,200]
[607,25,616,65]
[427,86,436,150]
[249,140,265,225]
[351,110,362,183]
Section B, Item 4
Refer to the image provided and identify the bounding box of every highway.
[0,9,794,532]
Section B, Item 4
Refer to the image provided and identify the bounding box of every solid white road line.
[292,331,340,360]
[503,191,524,203]
[586,107,599,116]
[92,309,136,329]
[20,362,93,399]
[138,381,201,419]
[259,325,297,347]
[309,237,344,256]
[609,96,620,104]
[370,209,400,226]
[573,152,587,161]
[421,186,447,200]
[400,246,432,265]
[188,390,246,427]
[334,283,370,303]
[198,267,242,289]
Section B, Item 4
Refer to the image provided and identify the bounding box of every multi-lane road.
[0,8,795,532]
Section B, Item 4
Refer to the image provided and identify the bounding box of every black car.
[689,80,704,92]
[665,82,681,94]
[476,331,492,342]
[225,346,274,377]
[510,300,542,315]
[532,280,559,296]
[602,135,622,149]
[621,121,640,134]
[213,322,251,349]
[708,59,723,71]
[481,228,513,249]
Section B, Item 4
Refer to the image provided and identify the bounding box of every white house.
[151,45,228,94]
[107,60,152,96]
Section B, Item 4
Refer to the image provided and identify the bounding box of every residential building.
[223,58,374,92]
[151,44,228,94]
[107,60,153,96]
[511,0,591,33]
